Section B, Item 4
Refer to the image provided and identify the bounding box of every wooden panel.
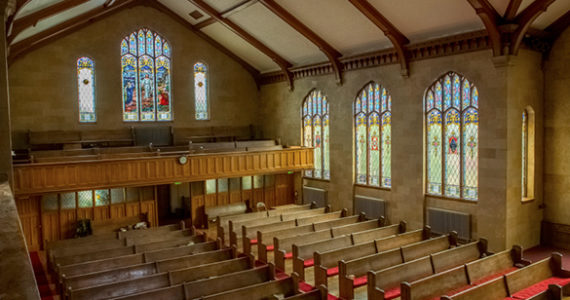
[275,174,293,206]
[77,207,93,220]
[140,200,156,227]
[125,202,141,217]
[191,195,205,227]
[217,192,229,206]
[110,204,127,219]
[253,188,264,205]
[93,206,110,221]
[264,188,276,208]
[205,194,217,209]
[16,197,42,251]
[59,209,77,239]
[13,148,314,195]
[41,212,60,245]
[229,191,241,203]
[241,190,252,206]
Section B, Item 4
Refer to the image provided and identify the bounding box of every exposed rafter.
[8,0,90,44]
[504,0,523,21]
[347,0,410,77]
[104,0,117,8]
[189,0,294,89]
[5,0,32,35]
[511,0,557,54]
[259,0,344,84]
[143,0,260,85]
[466,0,503,55]
[544,10,570,40]
[195,0,258,29]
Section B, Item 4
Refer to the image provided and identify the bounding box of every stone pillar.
[0,0,13,184]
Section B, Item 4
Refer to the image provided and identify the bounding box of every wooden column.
[0,0,13,185]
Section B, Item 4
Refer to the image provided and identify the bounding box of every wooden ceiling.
[4,0,570,88]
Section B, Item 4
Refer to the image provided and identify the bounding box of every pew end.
[422,225,432,239]
[357,212,367,221]
[378,215,386,227]
[398,221,407,233]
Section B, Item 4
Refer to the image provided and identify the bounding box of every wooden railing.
[12,148,313,195]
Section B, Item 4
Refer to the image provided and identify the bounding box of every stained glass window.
[354,82,392,188]
[425,72,478,200]
[194,62,208,120]
[302,90,330,179]
[121,28,171,122]
[77,57,96,122]
[95,189,110,206]
[522,110,528,198]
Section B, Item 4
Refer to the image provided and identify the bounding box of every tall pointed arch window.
[194,62,208,120]
[354,82,391,188]
[121,28,172,122]
[77,57,96,122]
[425,72,478,200]
[302,90,330,179]
[521,107,535,200]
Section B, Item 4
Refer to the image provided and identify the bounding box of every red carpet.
[29,252,55,300]
[524,246,570,269]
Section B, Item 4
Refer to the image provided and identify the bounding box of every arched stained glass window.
[425,72,478,200]
[354,82,391,188]
[77,57,96,123]
[302,90,330,179]
[121,28,171,122]
[194,62,208,120]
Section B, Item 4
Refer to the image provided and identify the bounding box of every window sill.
[425,194,478,204]
[303,177,330,183]
[354,184,391,191]
[521,197,535,203]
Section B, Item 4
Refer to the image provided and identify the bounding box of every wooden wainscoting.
[13,148,313,195]
[542,221,570,250]
[16,186,159,250]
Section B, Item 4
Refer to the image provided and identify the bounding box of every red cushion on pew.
[327,267,339,276]
[266,245,274,251]
[298,281,314,292]
[304,259,314,267]
[511,277,570,299]
[473,267,518,286]
[285,252,293,259]
[384,287,401,300]
[353,275,367,287]
[250,239,257,244]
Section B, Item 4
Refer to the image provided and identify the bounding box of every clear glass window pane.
[111,188,125,204]
[242,176,252,190]
[206,179,216,194]
[218,178,228,192]
[42,194,58,211]
[60,192,76,209]
[78,190,93,208]
[254,175,263,188]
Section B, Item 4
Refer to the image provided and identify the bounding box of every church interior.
[0,0,569,299]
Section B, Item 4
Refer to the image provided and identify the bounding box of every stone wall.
[8,5,258,148]
[258,50,510,251]
[544,28,570,225]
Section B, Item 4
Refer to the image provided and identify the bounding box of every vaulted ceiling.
[5,0,570,85]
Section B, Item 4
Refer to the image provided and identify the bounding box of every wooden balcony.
[13,148,314,195]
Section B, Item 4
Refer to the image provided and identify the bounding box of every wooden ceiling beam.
[8,0,90,44]
[5,0,32,35]
[511,0,557,54]
[347,0,410,77]
[259,0,344,84]
[194,0,257,29]
[143,0,261,86]
[466,0,503,55]
[544,10,570,40]
[504,0,523,21]
[8,0,138,63]
[190,0,294,89]
[104,0,117,8]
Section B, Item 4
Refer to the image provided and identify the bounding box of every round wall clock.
[178,156,188,165]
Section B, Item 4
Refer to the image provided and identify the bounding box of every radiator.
[427,207,471,241]
[354,195,386,220]
[303,186,327,207]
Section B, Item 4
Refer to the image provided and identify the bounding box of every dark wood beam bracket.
[5,0,32,36]
[510,0,556,54]
[347,0,410,77]
[190,0,294,90]
[8,0,90,44]
[466,0,503,55]
[544,10,570,40]
[259,0,344,85]
[504,0,523,21]
[195,0,258,29]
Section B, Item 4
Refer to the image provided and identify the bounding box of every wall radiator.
[427,207,471,241]
[354,195,386,220]
[302,186,327,208]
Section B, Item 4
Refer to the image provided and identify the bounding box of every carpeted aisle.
[29,252,55,300]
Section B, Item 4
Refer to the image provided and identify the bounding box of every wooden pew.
[337,227,437,299]
[68,254,254,300]
[228,206,330,249]
[367,239,484,300]
[267,203,315,216]
[204,202,250,229]
[292,217,388,281]
[110,264,276,300]
[55,233,205,268]
[281,206,332,221]
[58,239,220,279]
[201,273,326,300]
[441,252,570,300]
[400,243,525,300]
[243,211,363,255]
[64,247,236,291]
[256,209,345,263]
